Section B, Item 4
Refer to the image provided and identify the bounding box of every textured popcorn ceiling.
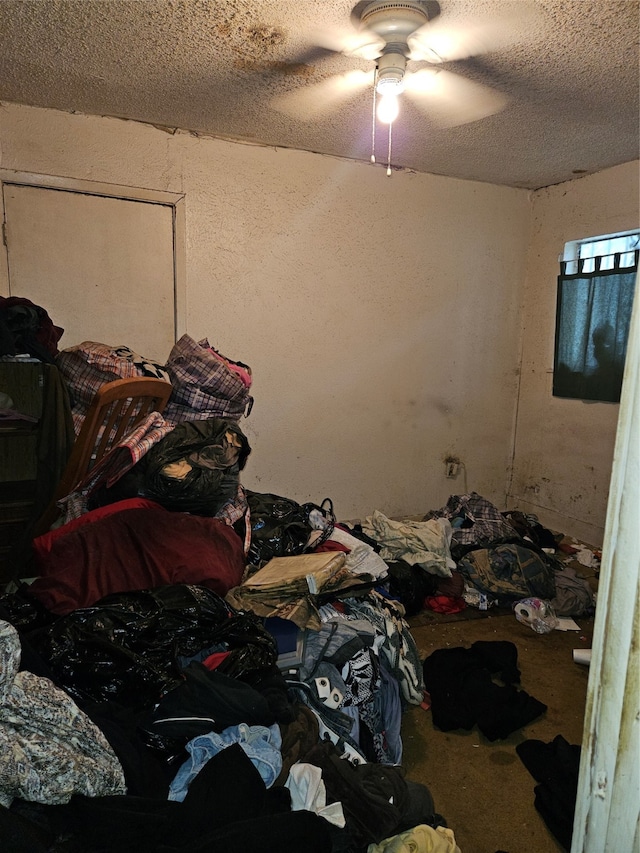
[0,0,638,188]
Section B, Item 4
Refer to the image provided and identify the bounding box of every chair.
[34,376,172,535]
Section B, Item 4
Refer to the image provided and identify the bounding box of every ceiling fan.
[272,0,538,168]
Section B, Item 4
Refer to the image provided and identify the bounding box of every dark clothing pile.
[422,640,547,741]
[516,735,581,851]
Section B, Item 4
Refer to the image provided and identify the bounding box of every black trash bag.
[30,584,277,711]
[0,583,58,633]
[386,560,439,617]
[0,296,64,362]
[244,490,336,566]
[136,418,251,516]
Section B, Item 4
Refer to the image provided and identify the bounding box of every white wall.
[0,102,528,522]
[508,162,640,546]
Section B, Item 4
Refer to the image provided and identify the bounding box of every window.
[553,230,639,402]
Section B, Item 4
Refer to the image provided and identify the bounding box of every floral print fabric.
[0,619,126,807]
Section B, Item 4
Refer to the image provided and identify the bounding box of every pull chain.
[386,120,393,176]
[371,70,378,163]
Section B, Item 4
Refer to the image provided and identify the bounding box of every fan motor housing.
[360,1,430,41]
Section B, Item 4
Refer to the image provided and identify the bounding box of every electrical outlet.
[444,456,461,478]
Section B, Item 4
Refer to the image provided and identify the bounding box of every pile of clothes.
[0,329,594,853]
[0,427,455,851]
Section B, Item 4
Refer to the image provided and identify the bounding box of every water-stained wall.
[508,162,639,545]
[3,102,636,539]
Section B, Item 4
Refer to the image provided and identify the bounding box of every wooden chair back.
[35,376,172,534]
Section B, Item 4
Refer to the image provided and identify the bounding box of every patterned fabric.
[163,334,253,423]
[323,594,425,707]
[218,483,251,555]
[457,543,557,603]
[340,646,380,708]
[0,620,126,807]
[423,492,519,559]
[301,619,379,709]
[58,411,175,521]
[56,341,171,434]
[287,685,367,766]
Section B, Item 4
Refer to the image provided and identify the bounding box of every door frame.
[0,169,186,342]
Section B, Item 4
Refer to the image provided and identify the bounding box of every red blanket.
[33,498,162,556]
[29,506,246,615]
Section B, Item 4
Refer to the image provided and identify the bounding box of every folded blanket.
[29,506,245,614]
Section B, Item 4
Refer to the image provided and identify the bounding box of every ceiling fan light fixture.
[375,47,407,92]
[375,71,404,95]
[376,92,400,124]
[344,37,386,61]
[374,47,406,124]
[360,1,430,42]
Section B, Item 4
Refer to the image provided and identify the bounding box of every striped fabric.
[56,342,171,434]
[163,335,253,423]
[58,412,175,522]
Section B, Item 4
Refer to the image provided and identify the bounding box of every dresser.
[0,361,74,584]
[0,361,44,581]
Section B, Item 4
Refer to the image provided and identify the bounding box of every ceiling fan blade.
[309,25,385,61]
[404,68,508,127]
[271,70,373,121]
[407,3,542,63]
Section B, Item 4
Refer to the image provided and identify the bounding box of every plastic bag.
[30,584,277,709]
[245,491,335,566]
[138,418,251,515]
[513,597,559,634]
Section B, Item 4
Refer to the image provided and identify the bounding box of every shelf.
[0,422,39,435]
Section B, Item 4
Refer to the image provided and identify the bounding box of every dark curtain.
[553,251,638,402]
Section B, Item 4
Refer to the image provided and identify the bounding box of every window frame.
[553,229,639,403]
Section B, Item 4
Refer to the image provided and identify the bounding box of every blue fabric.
[168,723,282,802]
[376,660,403,764]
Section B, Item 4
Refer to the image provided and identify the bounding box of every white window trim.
[563,230,640,273]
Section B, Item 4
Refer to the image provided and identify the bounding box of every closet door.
[2,180,180,363]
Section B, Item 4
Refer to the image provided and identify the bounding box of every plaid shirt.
[215,483,251,556]
[424,491,517,552]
